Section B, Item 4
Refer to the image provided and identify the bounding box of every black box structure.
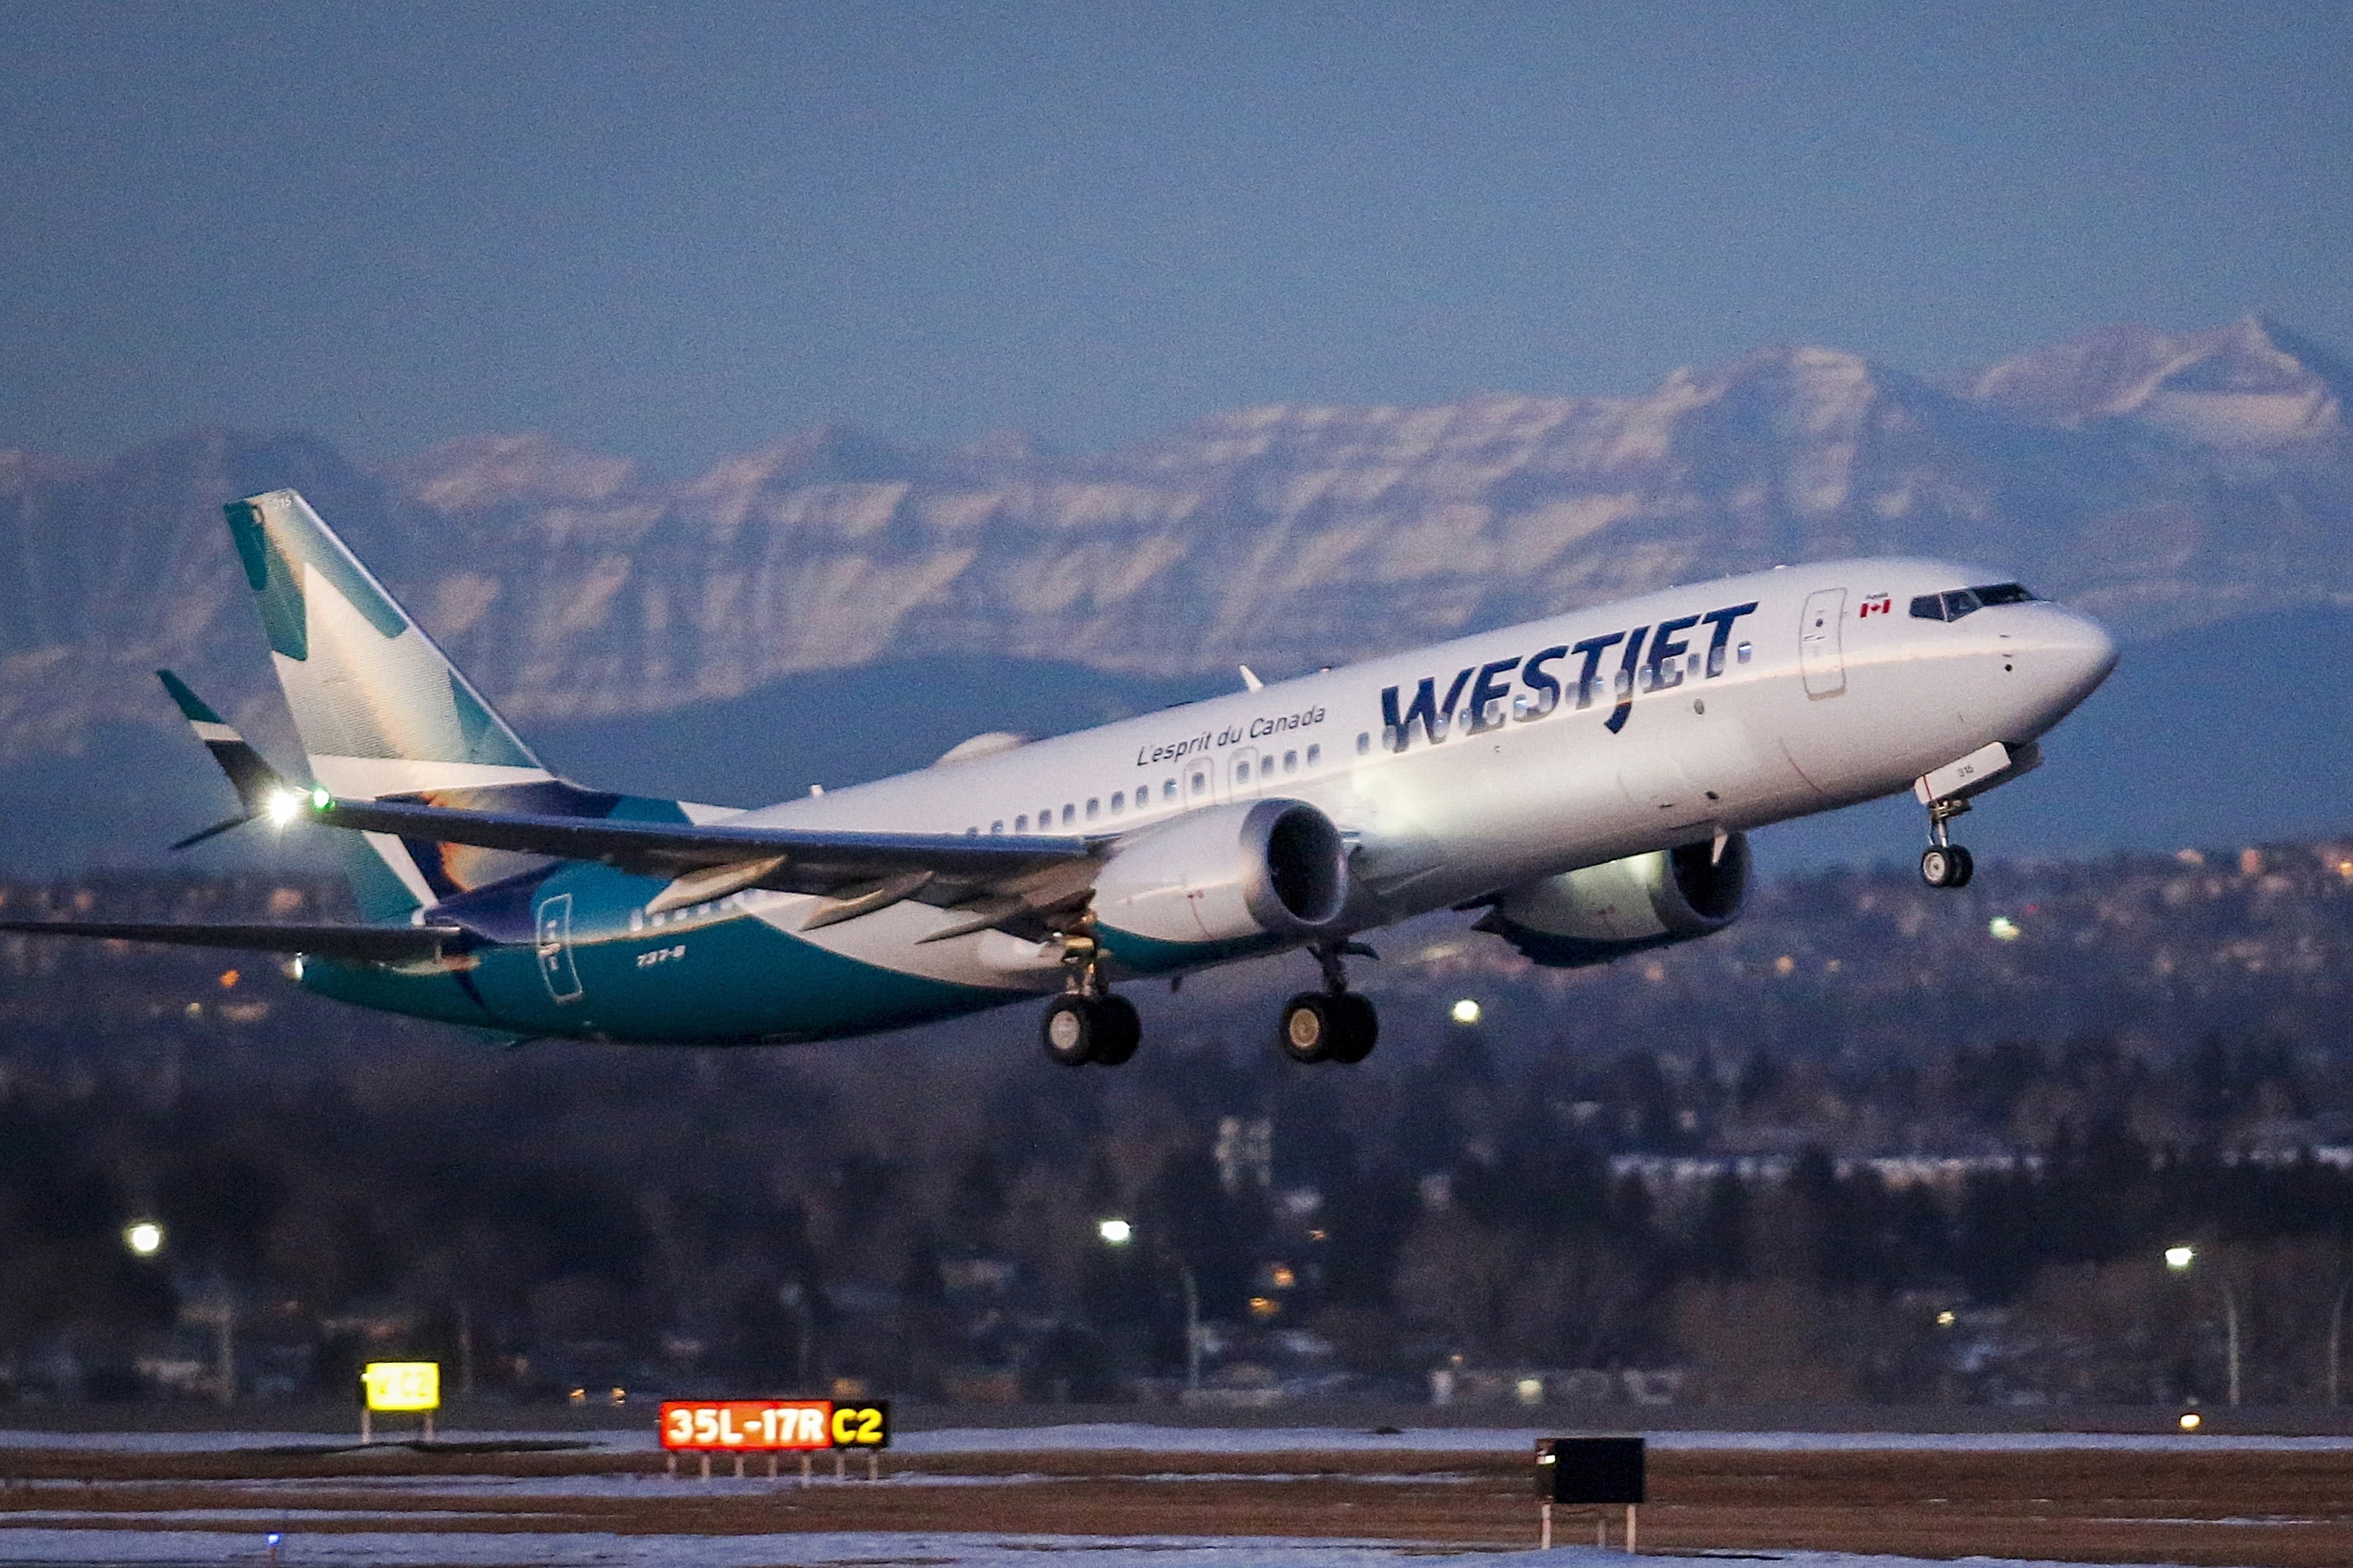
[1533,1437,1646,1504]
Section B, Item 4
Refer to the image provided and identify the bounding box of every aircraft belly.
[457,907,1024,1045]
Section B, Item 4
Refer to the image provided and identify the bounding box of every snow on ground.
[896,1424,2353,1456]
[0,1532,2214,1568]
[9,1422,2353,1456]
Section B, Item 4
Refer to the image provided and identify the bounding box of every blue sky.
[2,1,2347,473]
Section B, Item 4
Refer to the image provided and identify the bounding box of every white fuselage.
[707,556,2116,993]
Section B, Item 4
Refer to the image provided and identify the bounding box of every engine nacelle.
[1476,833,1751,969]
[1094,798,1349,960]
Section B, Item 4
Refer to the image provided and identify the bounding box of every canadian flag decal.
[1858,594,1894,618]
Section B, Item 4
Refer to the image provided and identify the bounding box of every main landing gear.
[1277,941,1379,1065]
[1920,795,1975,890]
[1041,990,1139,1066]
[1040,933,1140,1067]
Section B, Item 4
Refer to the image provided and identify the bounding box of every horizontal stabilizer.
[157,668,289,815]
[0,919,462,962]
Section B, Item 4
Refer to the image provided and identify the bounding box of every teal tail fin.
[221,489,700,915]
[224,489,548,798]
[225,489,565,917]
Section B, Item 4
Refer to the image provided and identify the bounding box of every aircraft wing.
[0,919,464,961]
[313,795,1104,936]
[316,796,1093,877]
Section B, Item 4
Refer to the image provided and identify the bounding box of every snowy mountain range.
[1,315,2346,777]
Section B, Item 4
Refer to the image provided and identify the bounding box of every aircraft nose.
[2035,606,2118,708]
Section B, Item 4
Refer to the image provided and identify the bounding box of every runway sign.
[660,1399,891,1451]
[360,1361,440,1413]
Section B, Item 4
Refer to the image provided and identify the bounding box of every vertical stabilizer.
[225,489,550,800]
[225,489,559,915]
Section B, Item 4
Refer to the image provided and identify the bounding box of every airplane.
[1,489,2116,1065]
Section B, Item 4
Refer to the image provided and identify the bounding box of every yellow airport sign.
[362,1361,441,1413]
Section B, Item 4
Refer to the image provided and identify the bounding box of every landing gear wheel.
[1278,992,1337,1063]
[1278,991,1378,1065]
[1041,992,1141,1066]
[1090,994,1141,1066]
[1327,992,1378,1064]
[1920,844,1975,889]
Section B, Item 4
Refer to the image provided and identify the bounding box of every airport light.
[1450,998,1482,1025]
[124,1220,164,1257]
[2162,1243,2242,1406]
[2179,1411,2202,1432]
[1096,1217,1132,1246]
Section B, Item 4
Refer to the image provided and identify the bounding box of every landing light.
[1988,916,2021,942]
[2165,1245,2197,1271]
[1450,999,1482,1025]
[264,789,305,828]
[125,1220,164,1257]
[1096,1218,1132,1246]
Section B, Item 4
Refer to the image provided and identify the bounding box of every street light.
[1096,1218,1199,1395]
[2164,1243,2241,1407]
[124,1220,164,1257]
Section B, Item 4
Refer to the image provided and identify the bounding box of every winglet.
[157,669,292,847]
[1239,665,1264,692]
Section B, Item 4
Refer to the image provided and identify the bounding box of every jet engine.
[1474,833,1751,969]
[1094,798,1349,955]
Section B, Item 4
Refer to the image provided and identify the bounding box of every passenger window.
[1062,803,1075,825]
[1086,798,1099,820]
[1111,791,1125,813]
[1164,779,1176,799]
[1357,732,1371,755]
[1191,769,1205,792]
[1236,759,1251,782]
[990,820,1004,834]
[1283,749,1297,772]
[1737,641,1754,663]
[1306,743,1321,766]
[1015,814,1028,832]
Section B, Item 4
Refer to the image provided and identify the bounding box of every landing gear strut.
[1277,941,1379,1065]
[1919,796,1975,890]
[1039,932,1140,1066]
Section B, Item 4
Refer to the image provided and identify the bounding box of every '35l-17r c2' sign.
[659,1400,889,1451]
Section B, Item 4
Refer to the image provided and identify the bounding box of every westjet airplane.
[3,491,2115,1064]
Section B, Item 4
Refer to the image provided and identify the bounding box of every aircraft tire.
[1041,995,1098,1066]
[1278,992,1337,1063]
[1327,992,1378,1064]
[1921,845,1971,889]
[1091,993,1142,1066]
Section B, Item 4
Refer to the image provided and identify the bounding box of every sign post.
[1535,1436,1644,1553]
[360,1362,441,1445]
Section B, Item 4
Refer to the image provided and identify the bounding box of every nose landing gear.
[1920,796,1975,889]
[1277,940,1379,1065]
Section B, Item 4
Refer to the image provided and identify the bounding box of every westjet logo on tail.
[1381,601,1761,747]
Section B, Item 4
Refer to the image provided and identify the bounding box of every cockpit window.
[1909,582,2039,622]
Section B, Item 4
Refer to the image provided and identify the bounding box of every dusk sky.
[4,2,2347,475]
